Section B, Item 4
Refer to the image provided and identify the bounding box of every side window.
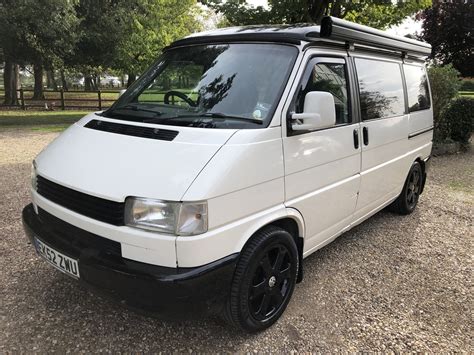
[295,60,351,125]
[355,58,405,120]
[404,64,431,112]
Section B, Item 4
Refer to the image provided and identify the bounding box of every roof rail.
[316,16,431,57]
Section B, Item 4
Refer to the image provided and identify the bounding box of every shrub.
[440,97,474,146]
[428,64,461,141]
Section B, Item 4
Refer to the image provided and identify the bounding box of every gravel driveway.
[1,129,472,352]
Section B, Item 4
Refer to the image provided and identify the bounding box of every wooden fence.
[4,88,214,110]
[4,89,122,110]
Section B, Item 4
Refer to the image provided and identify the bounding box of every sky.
[247,0,268,7]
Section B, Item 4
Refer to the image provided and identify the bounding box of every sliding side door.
[352,55,411,223]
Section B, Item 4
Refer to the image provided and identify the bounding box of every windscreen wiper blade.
[144,112,263,125]
[113,104,163,116]
[201,112,263,124]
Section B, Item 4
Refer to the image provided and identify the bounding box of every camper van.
[22,17,433,332]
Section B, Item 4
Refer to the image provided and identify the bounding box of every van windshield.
[104,44,298,129]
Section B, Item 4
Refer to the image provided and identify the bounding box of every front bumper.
[22,204,238,317]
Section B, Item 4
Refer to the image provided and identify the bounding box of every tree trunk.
[60,70,68,91]
[3,60,19,105]
[308,0,331,23]
[46,70,52,88]
[14,64,20,91]
[33,63,45,100]
[127,73,136,87]
[85,74,95,91]
[51,70,58,90]
[3,60,13,105]
[46,70,58,90]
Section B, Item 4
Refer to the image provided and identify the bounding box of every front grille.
[85,119,179,141]
[36,175,125,225]
[37,207,122,258]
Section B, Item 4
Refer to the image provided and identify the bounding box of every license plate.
[35,238,80,279]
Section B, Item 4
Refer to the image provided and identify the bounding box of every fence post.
[20,88,25,110]
[60,88,65,110]
[98,90,102,110]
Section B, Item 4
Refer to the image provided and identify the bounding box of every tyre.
[389,161,423,215]
[226,226,298,332]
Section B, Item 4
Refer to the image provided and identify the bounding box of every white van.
[23,17,433,332]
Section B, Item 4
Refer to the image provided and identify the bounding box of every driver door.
[282,52,362,256]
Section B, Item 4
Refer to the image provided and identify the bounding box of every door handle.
[363,127,369,146]
[353,129,359,149]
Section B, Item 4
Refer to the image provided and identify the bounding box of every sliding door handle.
[353,129,359,149]
[363,126,369,146]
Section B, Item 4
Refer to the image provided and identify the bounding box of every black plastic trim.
[85,119,179,141]
[36,175,125,226]
[408,126,434,139]
[363,126,369,146]
[166,34,302,50]
[353,129,359,149]
[286,55,354,137]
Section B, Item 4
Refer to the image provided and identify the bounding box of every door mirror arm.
[291,113,324,131]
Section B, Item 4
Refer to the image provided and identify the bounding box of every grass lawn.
[0,110,90,131]
[459,91,474,97]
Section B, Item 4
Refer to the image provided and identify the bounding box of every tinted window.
[106,44,298,129]
[355,58,405,120]
[404,65,431,112]
[295,61,351,125]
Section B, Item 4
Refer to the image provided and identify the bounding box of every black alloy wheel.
[226,226,298,332]
[406,166,422,210]
[248,244,293,321]
[389,161,423,215]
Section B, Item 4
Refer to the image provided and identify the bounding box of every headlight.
[31,160,37,190]
[124,197,208,236]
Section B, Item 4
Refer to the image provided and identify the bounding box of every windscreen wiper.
[143,112,263,125]
[113,104,163,116]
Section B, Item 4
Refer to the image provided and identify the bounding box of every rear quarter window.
[355,58,405,120]
[403,64,431,112]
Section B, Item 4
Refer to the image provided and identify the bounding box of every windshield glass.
[104,44,298,129]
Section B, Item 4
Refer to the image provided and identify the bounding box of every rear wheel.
[226,226,298,332]
[390,161,423,215]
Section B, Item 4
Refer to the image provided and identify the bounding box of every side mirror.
[118,89,126,97]
[291,91,336,131]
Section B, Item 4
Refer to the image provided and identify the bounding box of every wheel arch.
[239,208,306,283]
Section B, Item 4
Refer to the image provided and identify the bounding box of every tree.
[114,0,202,87]
[67,0,131,91]
[202,0,431,29]
[418,0,474,77]
[0,0,79,100]
[427,64,461,142]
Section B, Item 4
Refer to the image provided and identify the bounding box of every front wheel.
[226,226,298,332]
[389,161,423,215]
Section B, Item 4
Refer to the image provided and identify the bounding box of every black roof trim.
[166,33,302,49]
